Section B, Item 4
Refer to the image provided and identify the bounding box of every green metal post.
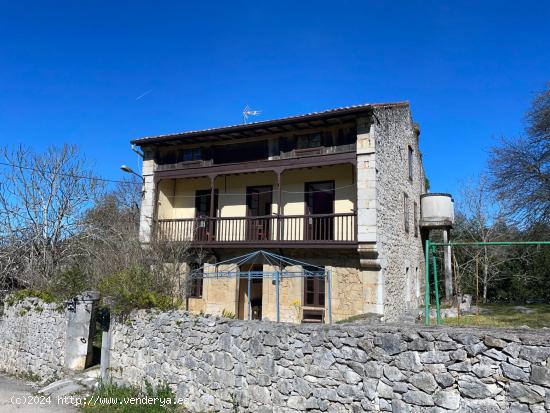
[425,240,550,326]
[432,247,442,325]
[424,239,430,325]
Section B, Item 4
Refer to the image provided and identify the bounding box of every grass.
[81,381,185,413]
[16,370,41,382]
[443,304,550,329]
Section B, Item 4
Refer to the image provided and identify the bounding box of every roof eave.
[131,101,409,146]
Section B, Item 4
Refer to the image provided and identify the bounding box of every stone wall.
[108,310,550,412]
[372,106,426,322]
[0,298,66,380]
[0,294,99,381]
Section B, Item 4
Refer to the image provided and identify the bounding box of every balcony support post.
[208,175,216,241]
[277,169,283,241]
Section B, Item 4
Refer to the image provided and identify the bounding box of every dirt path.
[0,374,77,413]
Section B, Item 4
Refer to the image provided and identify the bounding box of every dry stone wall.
[0,298,66,380]
[108,310,550,412]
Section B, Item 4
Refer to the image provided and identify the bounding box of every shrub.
[83,380,180,412]
[47,267,89,301]
[98,267,180,316]
[3,267,89,308]
[221,309,236,319]
[4,289,57,307]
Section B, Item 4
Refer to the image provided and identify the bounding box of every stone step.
[80,366,100,379]
[50,382,86,397]
[38,379,75,395]
[38,366,100,396]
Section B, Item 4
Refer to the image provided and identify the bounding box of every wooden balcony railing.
[154,213,356,246]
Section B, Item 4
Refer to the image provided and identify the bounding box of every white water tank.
[420,193,454,229]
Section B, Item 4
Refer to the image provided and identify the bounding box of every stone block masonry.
[108,310,550,412]
[0,298,66,380]
[0,294,99,382]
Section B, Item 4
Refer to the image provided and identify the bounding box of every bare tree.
[0,145,102,288]
[489,84,550,226]
[79,180,202,305]
[454,176,521,302]
[0,144,203,308]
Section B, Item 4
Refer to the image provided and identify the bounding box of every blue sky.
[1,1,548,196]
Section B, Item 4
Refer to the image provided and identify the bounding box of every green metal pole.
[424,239,430,325]
[432,247,442,325]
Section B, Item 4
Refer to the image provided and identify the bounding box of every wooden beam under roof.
[281,124,297,131]
[309,119,328,126]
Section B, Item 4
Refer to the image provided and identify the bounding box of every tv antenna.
[242,105,261,124]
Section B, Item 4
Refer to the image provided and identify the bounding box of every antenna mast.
[242,105,261,124]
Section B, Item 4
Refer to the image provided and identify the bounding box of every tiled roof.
[131,101,409,145]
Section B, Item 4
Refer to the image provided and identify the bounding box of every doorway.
[195,189,218,241]
[238,264,263,320]
[246,185,273,241]
[305,181,335,240]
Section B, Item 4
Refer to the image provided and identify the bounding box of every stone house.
[132,102,427,323]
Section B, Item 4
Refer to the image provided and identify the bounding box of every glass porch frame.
[187,250,333,324]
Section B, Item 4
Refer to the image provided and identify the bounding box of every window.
[212,140,268,163]
[405,267,411,304]
[413,201,418,237]
[404,193,410,233]
[296,133,322,150]
[335,126,357,146]
[182,148,202,162]
[188,263,203,298]
[157,150,177,165]
[408,146,414,180]
[303,266,325,307]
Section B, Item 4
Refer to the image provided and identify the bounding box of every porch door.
[246,185,273,241]
[238,264,263,320]
[305,181,335,240]
[195,189,218,241]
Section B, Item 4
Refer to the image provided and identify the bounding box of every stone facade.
[186,251,365,323]
[0,298,66,380]
[371,106,426,322]
[136,103,427,323]
[108,310,550,413]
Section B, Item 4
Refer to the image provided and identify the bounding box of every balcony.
[155,213,356,248]
[154,143,357,174]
